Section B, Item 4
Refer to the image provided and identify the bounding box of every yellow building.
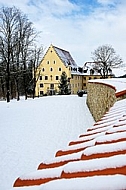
[35,45,112,96]
[35,44,83,96]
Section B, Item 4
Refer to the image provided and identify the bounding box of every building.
[35,45,113,96]
[35,44,83,96]
[82,62,103,91]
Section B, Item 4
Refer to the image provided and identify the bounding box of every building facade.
[35,45,111,96]
[35,44,83,96]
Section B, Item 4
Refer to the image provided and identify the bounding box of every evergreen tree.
[58,71,69,95]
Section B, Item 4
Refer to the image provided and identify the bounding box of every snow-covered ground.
[0,95,94,190]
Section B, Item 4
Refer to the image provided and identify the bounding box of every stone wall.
[86,82,116,122]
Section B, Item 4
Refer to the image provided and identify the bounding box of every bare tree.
[17,13,38,100]
[0,6,19,102]
[30,45,44,99]
[0,6,42,102]
[91,44,123,78]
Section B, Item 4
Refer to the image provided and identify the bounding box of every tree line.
[0,6,43,102]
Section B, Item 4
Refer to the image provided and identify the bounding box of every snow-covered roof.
[12,98,126,190]
[83,62,126,77]
[53,46,77,67]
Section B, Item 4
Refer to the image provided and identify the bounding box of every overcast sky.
[0,0,126,66]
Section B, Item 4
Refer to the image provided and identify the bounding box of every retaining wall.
[86,82,116,122]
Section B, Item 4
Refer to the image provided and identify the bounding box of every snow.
[84,141,126,156]
[85,125,113,135]
[53,46,77,67]
[63,154,126,173]
[96,131,126,143]
[95,113,124,124]
[19,154,126,181]
[71,131,106,142]
[115,120,126,127]
[42,151,83,164]
[11,175,126,190]
[58,139,95,151]
[19,166,63,180]
[112,67,126,77]
[90,119,118,129]
[1,94,126,190]
[0,95,94,190]
[107,125,126,133]
[40,175,126,190]
[89,78,126,93]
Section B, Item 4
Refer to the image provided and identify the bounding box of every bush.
[77,90,87,97]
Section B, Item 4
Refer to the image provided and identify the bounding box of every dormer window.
[90,69,94,75]
[84,69,88,73]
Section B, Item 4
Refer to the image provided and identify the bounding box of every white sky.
[0,0,126,66]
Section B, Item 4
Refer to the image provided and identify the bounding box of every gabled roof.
[53,45,77,67]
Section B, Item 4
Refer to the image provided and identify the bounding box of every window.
[83,77,86,80]
[71,75,73,79]
[40,83,43,88]
[59,68,61,71]
[56,76,59,80]
[40,76,42,80]
[47,61,49,64]
[89,77,91,80]
[50,68,53,71]
[83,83,86,86]
[84,69,88,73]
[50,75,53,80]
[54,60,56,64]
[40,91,43,95]
[42,68,45,72]
[45,76,48,80]
[50,84,54,89]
